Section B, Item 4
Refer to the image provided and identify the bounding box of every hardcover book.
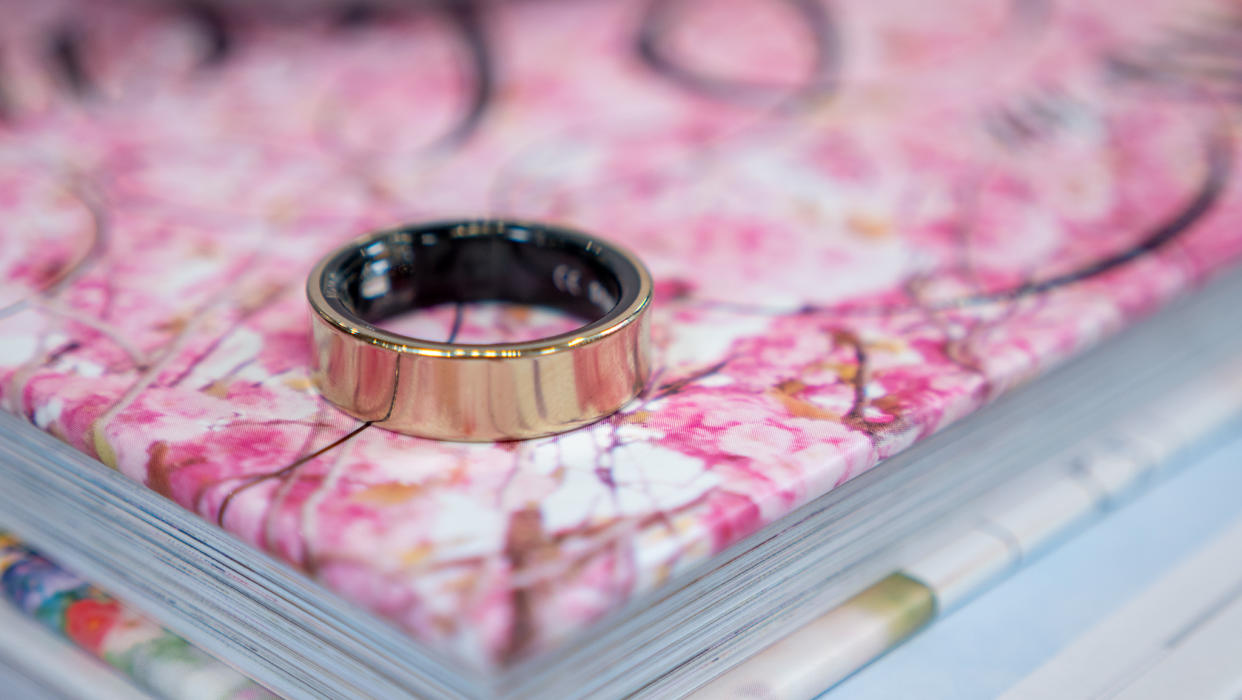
[1,0,1241,697]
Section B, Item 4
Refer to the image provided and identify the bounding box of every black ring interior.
[322,221,641,335]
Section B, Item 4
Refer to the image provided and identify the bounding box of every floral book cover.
[1,0,1241,672]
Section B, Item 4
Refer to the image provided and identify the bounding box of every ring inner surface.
[326,224,636,342]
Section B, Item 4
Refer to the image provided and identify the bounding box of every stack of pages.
[1,0,1241,697]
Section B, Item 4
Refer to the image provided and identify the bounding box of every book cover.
[1,0,1239,673]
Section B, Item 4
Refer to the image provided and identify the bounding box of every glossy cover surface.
[1,0,1240,667]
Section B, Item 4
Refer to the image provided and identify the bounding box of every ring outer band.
[306,221,653,442]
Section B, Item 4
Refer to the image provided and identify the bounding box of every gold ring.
[306,220,652,441]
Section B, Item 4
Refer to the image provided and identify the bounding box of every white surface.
[824,427,1242,700]
[1113,595,1242,700]
[1005,515,1242,700]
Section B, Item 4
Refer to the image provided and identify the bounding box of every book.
[4,347,1240,700]
[0,531,273,700]
[696,353,1242,699]
[1,0,1241,696]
